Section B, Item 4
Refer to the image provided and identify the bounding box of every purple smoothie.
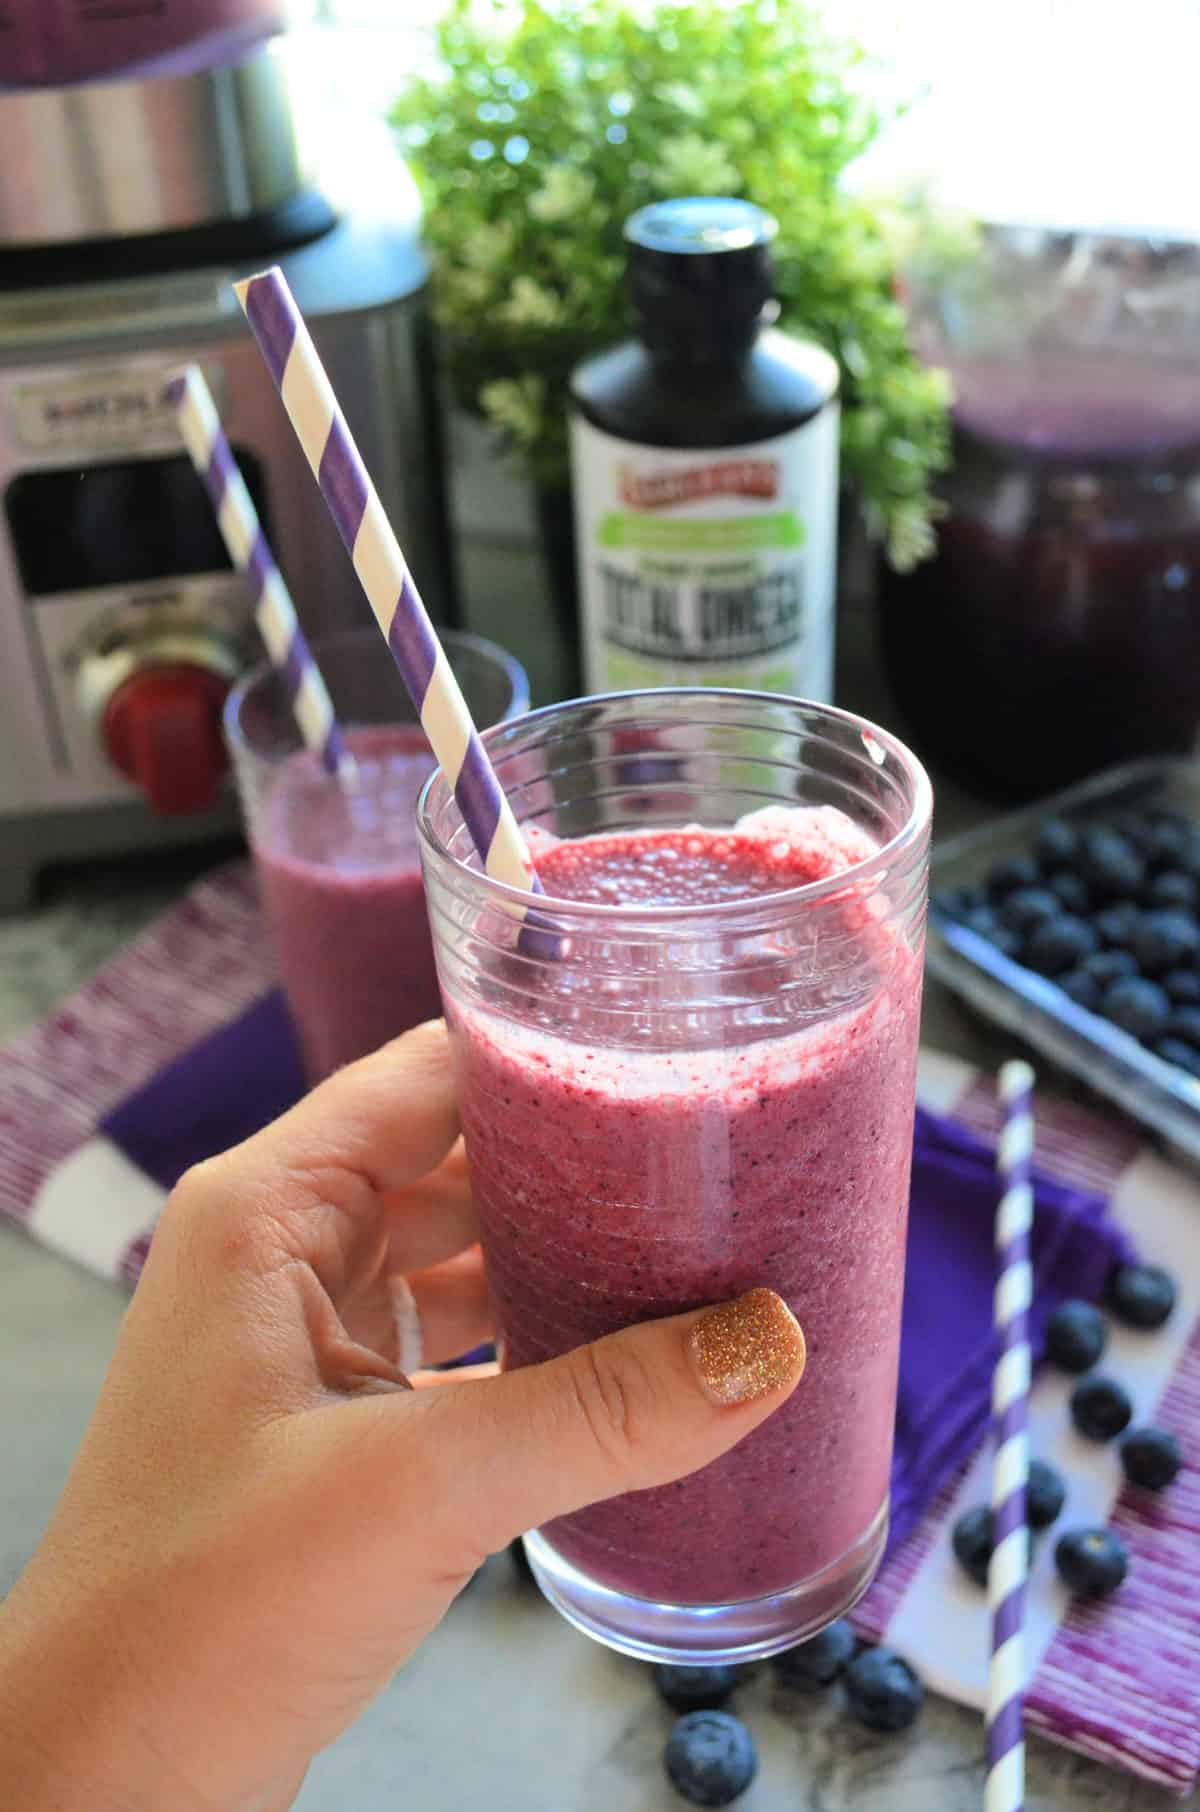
[254,724,438,1081]
[452,809,923,1607]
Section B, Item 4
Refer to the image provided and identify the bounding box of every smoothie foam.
[452,806,922,1606]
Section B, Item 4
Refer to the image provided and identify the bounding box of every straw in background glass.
[232,267,542,907]
[169,364,355,782]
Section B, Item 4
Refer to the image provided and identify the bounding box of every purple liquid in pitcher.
[452,815,922,1605]
[0,2,284,87]
[879,404,1200,801]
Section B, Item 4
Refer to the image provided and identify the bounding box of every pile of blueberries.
[508,1544,922,1808]
[508,1261,1183,1808]
[935,806,1200,1076]
[653,1626,922,1808]
[951,1261,1181,1601]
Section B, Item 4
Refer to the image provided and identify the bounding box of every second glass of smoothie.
[225,625,528,1082]
[418,690,930,1663]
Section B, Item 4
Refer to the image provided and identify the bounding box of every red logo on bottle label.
[617,460,779,509]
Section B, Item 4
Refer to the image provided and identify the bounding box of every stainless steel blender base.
[0,798,243,913]
[0,45,304,249]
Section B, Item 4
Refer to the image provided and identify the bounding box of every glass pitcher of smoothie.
[226,625,528,1082]
[418,690,930,1662]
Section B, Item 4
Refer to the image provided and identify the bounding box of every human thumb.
[405,1289,806,1567]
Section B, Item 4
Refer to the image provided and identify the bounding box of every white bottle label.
[571,410,839,699]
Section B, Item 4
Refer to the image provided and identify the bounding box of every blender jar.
[880,221,1200,801]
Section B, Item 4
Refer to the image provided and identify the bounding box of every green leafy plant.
[393,0,951,570]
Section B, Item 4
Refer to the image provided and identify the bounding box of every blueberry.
[951,1505,994,1586]
[1150,807,1193,832]
[1000,888,1061,934]
[1143,819,1190,868]
[1094,903,1142,949]
[1027,915,1100,976]
[1049,871,1091,914]
[949,1505,1033,1587]
[1083,829,1145,899]
[989,855,1042,895]
[1028,1458,1068,1530]
[1120,1426,1182,1491]
[1070,1375,1134,1442]
[1169,1005,1200,1047]
[656,1666,739,1712]
[1083,949,1139,985]
[1165,968,1200,1004]
[1131,910,1200,974]
[1101,976,1171,1042]
[961,908,1024,959]
[1059,969,1102,1012]
[1105,1261,1177,1330]
[933,884,987,920]
[1110,811,1161,856]
[1055,1526,1129,1598]
[843,1647,924,1732]
[1036,818,1081,868]
[964,904,1002,936]
[664,1712,757,1807]
[1153,1037,1200,1079]
[1044,1299,1108,1373]
[772,1619,855,1691]
[1146,871,1198,911]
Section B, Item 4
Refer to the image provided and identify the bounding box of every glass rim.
[222,622,531,754]
[416,687,933,925]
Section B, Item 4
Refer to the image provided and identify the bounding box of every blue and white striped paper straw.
[169,364,353,781]
[233,266,539,900]
[986,1059,1035,1812]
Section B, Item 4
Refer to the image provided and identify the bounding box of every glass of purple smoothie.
[225,626,528,1083]
[418,690,930,1663]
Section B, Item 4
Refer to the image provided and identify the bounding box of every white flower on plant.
[463,220,517,270]
[528,164,595,222]
[442,266,495,311]
[480,375,546,446]
[499,275,565,329]
[656,81,702,116]
[654,133,740,197]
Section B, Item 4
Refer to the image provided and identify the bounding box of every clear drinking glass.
[417,689,930,1662]
[225,625,528,1082]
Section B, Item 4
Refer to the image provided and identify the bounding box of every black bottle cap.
[624,197,778,358]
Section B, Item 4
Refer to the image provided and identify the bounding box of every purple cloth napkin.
[99,1005,1135,1545]
[889,1106,1135,1554]
[102,990,304,1191]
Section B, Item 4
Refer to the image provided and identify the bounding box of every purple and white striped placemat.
[0,864,273,1267]
[0,866,1197,1791]
[857,1050,1200,1796]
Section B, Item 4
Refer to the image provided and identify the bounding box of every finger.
[366,1289,807,1567]
[184,1022,462,1284]
[379,1140,477,1274]
[200,1020,459,1210]
[405,1247,493,1368]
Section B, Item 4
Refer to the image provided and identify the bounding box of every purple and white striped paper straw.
[168,364,353,781]
[233,266,539,901]
[986,1059,1035,1812]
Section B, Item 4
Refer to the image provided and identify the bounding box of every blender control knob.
[102,664,231,815]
